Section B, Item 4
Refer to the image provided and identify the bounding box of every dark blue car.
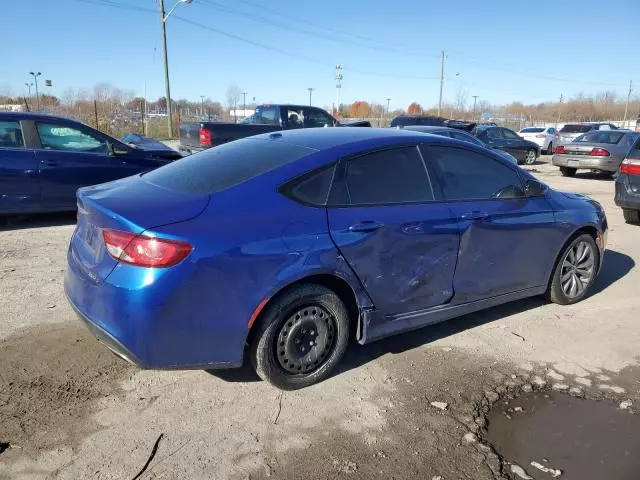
[64,128,608,389]
[0,113,177,214]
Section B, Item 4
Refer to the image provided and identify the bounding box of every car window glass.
[560,124,591,134]
[303,108,334,128]
[36,122,107,153]
[0,121,24,148]
[450,130,481,145]
[599,124,611,131]
[424,146,524,200]
[345,147,433,205]
[576,131,624,144]
[285,164,335,205]
[521,127,544,133]
[501,128,520,140]
[485,128,503,140]
[549,128,557,134]
[241,106,280,125]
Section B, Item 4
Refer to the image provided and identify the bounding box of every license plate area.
[568,160,580,167]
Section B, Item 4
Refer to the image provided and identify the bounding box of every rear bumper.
[552,155,619,172]
[615,175,640,210]
[64,242,245,370]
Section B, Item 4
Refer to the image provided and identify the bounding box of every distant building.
[0,104,25,112]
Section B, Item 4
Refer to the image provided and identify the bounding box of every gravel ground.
[1,157,638,479]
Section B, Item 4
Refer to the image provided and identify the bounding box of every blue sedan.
[64,128,608,389]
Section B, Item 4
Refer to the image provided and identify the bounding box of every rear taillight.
[620,157,640,176]
[590,148,610,157]
[199,127,212,146]
[554,145,566,154]
[103,229,193,268]
[535,134,546,138]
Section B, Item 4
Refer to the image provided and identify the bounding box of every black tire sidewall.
[250,284,350,390]
[549,234,599,305]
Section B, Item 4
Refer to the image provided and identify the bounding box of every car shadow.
[574,171,615,181]
[208,249,634,385]
[0,212,76,232]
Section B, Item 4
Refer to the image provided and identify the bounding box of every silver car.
[552,130,639,177]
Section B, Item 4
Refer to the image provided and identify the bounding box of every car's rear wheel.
[525,149,537,165]
[623,208,640,224]
[547,233,599,305]
[560,166,577,177]
[249,284,350,390]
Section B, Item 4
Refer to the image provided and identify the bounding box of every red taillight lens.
[590,148,610,157]
[554,145,565,154]
[535,134,546,138]
[620,157,640,176]
[103,229,193,268]
[199,127,212,146]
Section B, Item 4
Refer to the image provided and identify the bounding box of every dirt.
[0,324,132,455]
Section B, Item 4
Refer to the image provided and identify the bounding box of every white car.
[518,127,558,154]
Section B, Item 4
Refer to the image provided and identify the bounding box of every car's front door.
[34,121,138,207]
[0,119,40,212]
[327,145,460,317]
[501,127,528,162]
[420,145,560,304]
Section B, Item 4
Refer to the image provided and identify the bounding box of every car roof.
[250,127,452,150]
[0,111,83,123]
[403,125,469,134]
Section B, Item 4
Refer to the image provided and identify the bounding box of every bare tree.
[226,84,241,122]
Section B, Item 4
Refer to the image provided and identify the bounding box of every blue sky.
[2,0,639,111]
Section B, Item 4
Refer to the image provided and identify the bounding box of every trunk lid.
[562,143,604,156]
[71,175,209,282]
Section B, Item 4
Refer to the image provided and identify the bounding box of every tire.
[249,284,350,390]
[547,233,599,305]
[546,142,554,155]
[623,208,640,224]
[560,166,577,177]
[525,149,537,165]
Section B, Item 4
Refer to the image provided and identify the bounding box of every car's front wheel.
[249,284,350,390]
[560,166,577,177]
[623,208,640,224]
[547,233,599,305]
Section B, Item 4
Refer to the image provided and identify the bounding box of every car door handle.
[348,221,384,233]
[460,211,489,221]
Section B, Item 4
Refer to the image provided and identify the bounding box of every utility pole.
[386,98,391,122]
[29,72,41,111]
[623,80,633,128]
[472,95,479,121]
[159,0,173,137]
[307,87,315,106]
[334,64,343,117]
[25,83,33,109]
[438,51,445,117]
[242,91,247,116]
[556,93,563,128]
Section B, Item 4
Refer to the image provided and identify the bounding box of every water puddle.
[487,392,640,479]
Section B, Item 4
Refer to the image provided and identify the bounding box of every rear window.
[521,127,544,133]
[575,131,625,144]
[560,124,591,134]
[143,138,315,194]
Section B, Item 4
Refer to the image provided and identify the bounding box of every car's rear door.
[0,119,40,212]
[327,145,460,317]
[34,120,137,208]
[420,144,559,304]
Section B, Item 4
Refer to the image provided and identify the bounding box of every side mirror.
[108,142,129,156]
[525,179,548,197]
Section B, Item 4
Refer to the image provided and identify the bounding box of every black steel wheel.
[249,284,350,390]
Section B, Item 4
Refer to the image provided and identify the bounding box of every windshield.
[575,131,625,144]
[521,127,544,133]
[560,124,591,134]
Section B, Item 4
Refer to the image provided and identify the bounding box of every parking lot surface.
[1,157,638,479]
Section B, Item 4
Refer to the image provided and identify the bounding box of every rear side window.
[0,121,24,148]
[450,130,482,146]
[143,139,314,194]
[343,146,433,205]
[282,164,335,206]
[560,124,591,134]
[424,146,524,200]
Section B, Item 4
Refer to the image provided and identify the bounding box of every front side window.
[36,123,107,153]
[424,146,524,200]
[303,108,334,128]
[0,121,24,148]
[485,128,503,140]
[344,147,433,205]
[501,128,521,140]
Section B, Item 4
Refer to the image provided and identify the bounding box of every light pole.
[25,82,33,98]
[242,91,247,117]
[159,0,192,138]
[307,87,315,106]
[472,95,479,121]
[29,72,41,111]
[200,95,205,117]
[334,64,343,116]
[386,98,391,126]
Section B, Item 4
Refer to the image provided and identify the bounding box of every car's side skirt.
[359,286,546,345]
